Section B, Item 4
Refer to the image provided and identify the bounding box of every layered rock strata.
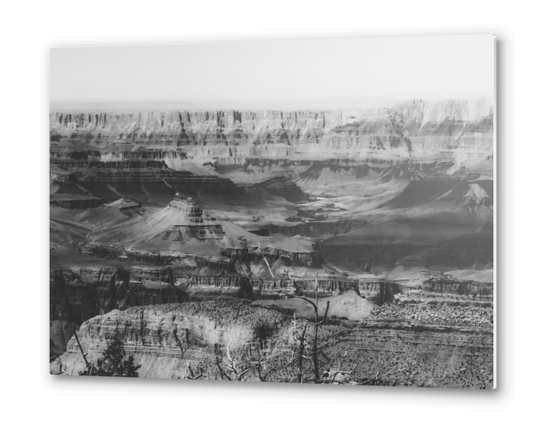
[50,98,493,169]
[55,300,289,377]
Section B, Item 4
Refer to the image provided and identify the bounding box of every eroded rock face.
[50,98,493,165]
[49,265,255,327]
[56,301,289,377]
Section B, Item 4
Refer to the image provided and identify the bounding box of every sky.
[50,35,495,110]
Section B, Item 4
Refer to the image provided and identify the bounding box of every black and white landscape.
[49,35,495,388]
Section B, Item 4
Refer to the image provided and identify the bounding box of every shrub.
[80,338,140,377]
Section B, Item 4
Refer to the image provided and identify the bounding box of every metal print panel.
[50,35,495,389]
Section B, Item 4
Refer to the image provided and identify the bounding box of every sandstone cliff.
[50,97,493,167]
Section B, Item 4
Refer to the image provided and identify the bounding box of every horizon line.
[50,95,494,113]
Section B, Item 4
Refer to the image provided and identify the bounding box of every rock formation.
[55,300,289,378]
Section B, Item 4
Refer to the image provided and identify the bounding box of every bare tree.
[255,248,332,383]
[213,327,296,382]
[216,334,252,381]
[297,278,330,382]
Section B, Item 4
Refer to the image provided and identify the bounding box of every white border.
[493,35,498,389]
[3,1,540,423]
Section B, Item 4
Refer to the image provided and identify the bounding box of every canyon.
[50,97,494,387]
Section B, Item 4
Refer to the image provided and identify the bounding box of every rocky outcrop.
[223,246,321,268]
[50,258,491,334]
[420,277,493,297]
[164,194,225,240]
[55,300,289,377]
[50,265,256,326]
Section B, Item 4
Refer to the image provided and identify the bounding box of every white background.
[1,1,540,422]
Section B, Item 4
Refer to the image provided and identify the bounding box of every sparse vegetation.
[79,338,140,377]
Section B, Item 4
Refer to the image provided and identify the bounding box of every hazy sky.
[50,35,494,110]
